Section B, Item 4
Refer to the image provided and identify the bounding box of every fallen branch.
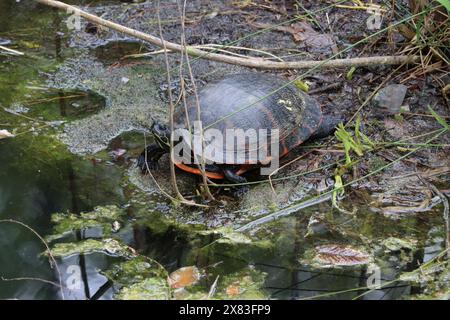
[236,194,332,232]
[36,0,418,69]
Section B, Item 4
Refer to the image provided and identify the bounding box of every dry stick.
[0,45,24,56]
[0,219,65,300]
[1,276,65,289]
[179,0,215,201]
[35,0,417,70]
[175,8,213,202]
[198,44,284,61]
[155,0,190,204]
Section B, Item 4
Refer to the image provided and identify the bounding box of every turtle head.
[151,121,170,150]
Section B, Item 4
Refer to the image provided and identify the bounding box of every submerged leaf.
[225,283,242,297]
[215,268,268,300]
[312,245,370,267]
[168,266,201,289]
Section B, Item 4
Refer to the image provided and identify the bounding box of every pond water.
[0,0,446,300]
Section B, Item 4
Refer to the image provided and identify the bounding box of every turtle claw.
[137,154,159,173]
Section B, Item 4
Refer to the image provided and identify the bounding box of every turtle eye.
[155,123,168,133]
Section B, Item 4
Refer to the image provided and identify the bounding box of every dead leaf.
[249,21,336,53]
[225,283,241,297]
[168,266,200,289]
[314,245,370,266]
[0,129,14,139]
[380,195,441,215]
[384,118,408,139]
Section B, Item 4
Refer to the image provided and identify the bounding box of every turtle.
[138,73,340,186]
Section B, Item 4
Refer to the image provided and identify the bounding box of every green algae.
[49,238,136,258]
[115,277,170,300]
[47,205,125,241]
[104,256,167,287]
[381,237,417,252]
[214,268,268,300]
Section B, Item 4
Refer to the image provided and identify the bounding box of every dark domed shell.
[173,73,323,164]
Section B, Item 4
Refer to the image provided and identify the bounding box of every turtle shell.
[173,73,323,165]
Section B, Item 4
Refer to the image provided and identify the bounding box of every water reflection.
[0,137,124,299]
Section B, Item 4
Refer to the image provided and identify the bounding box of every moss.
[49,238,136,258]
[47,205,125,241]
[136,210,205,237]
[381,237,417,252]
[214,268,268,300]
[115,277,170,300]
[104,256,166,287]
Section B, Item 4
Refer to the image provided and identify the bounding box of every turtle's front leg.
[223,167,249,197]
[137,143,168,173]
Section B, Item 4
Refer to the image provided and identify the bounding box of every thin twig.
[0,219,65,299]
[1,276,65,289]
[156,0,191,204]
[179,0,215,201]
[35,0,418,70]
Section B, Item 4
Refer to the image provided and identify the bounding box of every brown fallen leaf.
[168,266,200,289]
[249,20,336,53]
[225,283,241,297]
[380,195,441,215]
[0,129,14,139]
[314,245,370,266]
